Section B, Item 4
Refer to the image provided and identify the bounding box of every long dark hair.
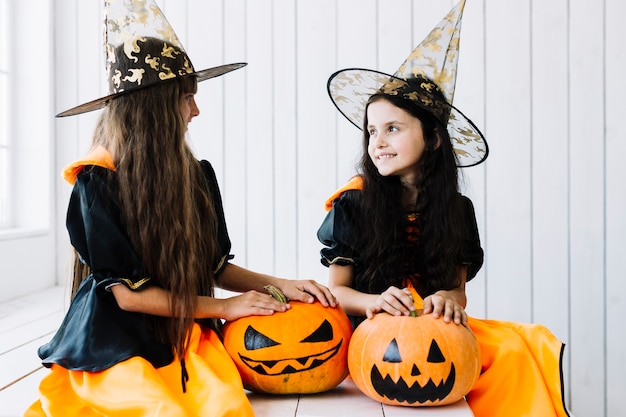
[355,91,465,296]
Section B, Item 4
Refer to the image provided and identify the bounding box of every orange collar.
[62,146,116,185]
[324,176,363,211]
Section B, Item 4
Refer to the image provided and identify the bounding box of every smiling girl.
[317,1,569,415]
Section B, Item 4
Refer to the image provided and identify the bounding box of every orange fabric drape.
[24,324,254,417]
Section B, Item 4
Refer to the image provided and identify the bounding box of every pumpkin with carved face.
[348,312,480,406]
[222,301,352,394]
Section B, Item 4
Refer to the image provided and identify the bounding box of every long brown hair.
[72,74,219,361]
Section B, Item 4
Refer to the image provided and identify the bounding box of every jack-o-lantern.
[348,312,480,406]
[222,292,352,394]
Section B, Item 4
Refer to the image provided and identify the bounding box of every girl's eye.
[388,126,398,133]
[368,129,377,136]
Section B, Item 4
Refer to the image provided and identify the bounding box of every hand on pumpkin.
[220,290,290,321]
[366,286,416,319]
[422,290,468,326]
[277,279,338,308]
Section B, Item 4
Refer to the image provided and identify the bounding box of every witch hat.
[57,0,246,117]
[327,0,487,167]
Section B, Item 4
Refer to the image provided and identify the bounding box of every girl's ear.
[433,128,443,150]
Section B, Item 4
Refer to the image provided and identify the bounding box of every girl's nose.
[372,134,386,148]
[190,98,200,118]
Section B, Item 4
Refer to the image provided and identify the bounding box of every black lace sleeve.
[199,160,234,277]
[459,195,484,281]
[317,189,363,267]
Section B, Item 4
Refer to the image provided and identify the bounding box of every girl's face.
[366,98,426,186]
[180,92,200,128]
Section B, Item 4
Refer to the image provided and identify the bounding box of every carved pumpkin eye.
[383,338,402,363]
[244,325,280,350]
[300,319,333,343]
[427,339,445,363]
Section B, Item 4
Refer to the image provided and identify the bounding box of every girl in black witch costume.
[25,3,335,416]
[317,1,570,416]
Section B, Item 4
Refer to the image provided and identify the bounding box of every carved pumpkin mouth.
[370,362,456,404]
[238,340,343,375]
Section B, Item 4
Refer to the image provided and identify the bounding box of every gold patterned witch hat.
[327,0,488,167]
[57,0,246,117]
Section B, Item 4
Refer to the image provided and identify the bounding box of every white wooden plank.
[0,366,48,417]
[295,0,339,279]
[529,0,570,342]
[0,286,65,391]
[0,336,50,391]
[528,0,572,407]
[332,0,377,193]
[567,0,606,414]
[383,399,473,416]
[247,391,299,417]
[186,0,228,182]
[222,0,250,266]
[377,0,413,70]
[272,0,299,279]
[604,0,626,415]
[296,378,383,417]
[454,0,487,319]
[0,286,67,333]
[245,1,276,274]
[0,312,63,355]
[483,0,532,322]
[53,0,80,288]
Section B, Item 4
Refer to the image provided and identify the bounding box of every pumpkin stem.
[264,285,288,303]
[408,294,419,317]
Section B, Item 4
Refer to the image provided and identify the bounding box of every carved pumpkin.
[222,300,352,394]
[348,312,480,406]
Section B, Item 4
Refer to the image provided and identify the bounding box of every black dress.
[317,188,484,328]
[38,160,233,371]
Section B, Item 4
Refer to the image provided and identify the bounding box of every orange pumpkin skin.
[348,313,480,406]
[222,301,352,394]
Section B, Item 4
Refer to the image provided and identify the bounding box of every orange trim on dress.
[62,146,116,185]
[324,176,363,212]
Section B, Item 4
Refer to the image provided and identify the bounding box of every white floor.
[0,286,473,417]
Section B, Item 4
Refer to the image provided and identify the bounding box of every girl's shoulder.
[324,175,363,212]
[62,146,116,185]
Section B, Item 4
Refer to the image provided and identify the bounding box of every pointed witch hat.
[327,0,488,167]
[57,0,246,117]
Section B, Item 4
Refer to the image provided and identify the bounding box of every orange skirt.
[24,323,254,417]
[466,317,569,417]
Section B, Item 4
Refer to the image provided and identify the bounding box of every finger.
[442,301,456,323]
[422,296,433,314]
[300,282,336,306]
[380,296,408,316]
[257,294,289,312]
[427,296,445,318]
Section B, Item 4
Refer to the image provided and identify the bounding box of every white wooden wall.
[50,1,626,416]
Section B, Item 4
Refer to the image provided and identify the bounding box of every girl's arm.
[110,283,289,322]
[328,263,416,319]
[217,263,337,307]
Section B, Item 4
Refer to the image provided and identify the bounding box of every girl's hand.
[366,286,416,319]
[220,290,289,321]
[423,290,467,326]
[278,279,338,307]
